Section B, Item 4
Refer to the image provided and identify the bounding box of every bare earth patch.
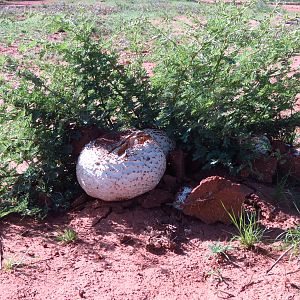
[276,5,300,13]
[0,199,299,300]
[0,1,49,7]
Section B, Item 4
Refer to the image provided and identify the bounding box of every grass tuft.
[226,210,265,248]
[3,258,24,271]
[56,228,78,244]
[278,226,300,255]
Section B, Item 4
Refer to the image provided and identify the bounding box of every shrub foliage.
[0,22,158,217]
[150,3,300,168]
[0,2,299,217]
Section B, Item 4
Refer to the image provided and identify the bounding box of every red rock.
[192,165,233,182]
[138,189,173,209]
[271,140,289,154]
[252,156,278,183]
[243,180,276,204]
[239,156,278,183]
[182,176,253,224]
[278,154,300,180]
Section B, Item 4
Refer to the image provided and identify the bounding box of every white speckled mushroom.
[143,129,175,156]
[251,135,271,156]
[76,131,166,201]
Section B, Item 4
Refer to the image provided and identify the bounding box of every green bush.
[149,3,300,170]
[0,21,158,217]
[0,2,299,218]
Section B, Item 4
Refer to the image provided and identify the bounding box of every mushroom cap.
[143,129,175,156]
[251,135,271,156]
[76,132,166,201]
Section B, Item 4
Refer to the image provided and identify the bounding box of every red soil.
[0,200,299,300]
[0,0,48,6]
[199,0,300,13]
[276,4,300,12]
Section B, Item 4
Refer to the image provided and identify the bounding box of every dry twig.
[217,290,235,299]
[240,275,263,292]
[286,267,300,275]
[0,238,3,270]
[266,244,296,274]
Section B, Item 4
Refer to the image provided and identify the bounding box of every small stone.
[119,235,135,246]
[27,251,35,257]
[271,140,290,154]
[173,186,193,210]
[251,135,271,155]
[79,290,86,298]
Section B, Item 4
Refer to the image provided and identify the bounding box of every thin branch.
[217,290,235,299]
[240,275,263,293]
[266,244,297,274]
[0,173,23,180]
[286,268,300,276]
[210,39,228,86]
[0,238,3,270]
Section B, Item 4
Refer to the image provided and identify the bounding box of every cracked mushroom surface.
[76,131,166,201]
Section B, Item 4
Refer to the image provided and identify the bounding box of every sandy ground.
[0,199,300,300]
[0,1,49,6]
[277,5,300,13]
